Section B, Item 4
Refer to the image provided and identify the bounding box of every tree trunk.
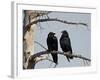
[23,10,37,69]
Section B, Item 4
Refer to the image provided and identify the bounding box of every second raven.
[60,30,73,62]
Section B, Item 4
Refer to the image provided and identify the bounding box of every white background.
[0,0,100,80]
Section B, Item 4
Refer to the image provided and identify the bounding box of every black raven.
[47,32,58,64]
[60,30,73,62]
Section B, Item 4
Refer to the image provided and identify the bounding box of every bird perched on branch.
[47,32,58,64]
[60,30,73,62]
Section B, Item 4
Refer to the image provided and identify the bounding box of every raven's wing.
[53,36,58,51]
[66,37,72,53]
[67,37,73,59]
[47,37,52,51]
[60,37,73,61]
[47,36,58,64]
[60,37,72,53]
[47,36,58,51]
[52,36,58,64]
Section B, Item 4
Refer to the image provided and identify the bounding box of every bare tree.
[23,10,90,69]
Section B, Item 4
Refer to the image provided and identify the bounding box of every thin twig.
[86,60,89,65]
[83,59,86,66]
[34,41,47,50]
[34,41,50,60]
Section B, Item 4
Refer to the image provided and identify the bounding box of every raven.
[47,32,58,64]
[60,30,73,62]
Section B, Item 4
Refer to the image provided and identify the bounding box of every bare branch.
[34,41,47,50]
[31,51,91,62]
[26,50,91,69]
[26,18,88,28]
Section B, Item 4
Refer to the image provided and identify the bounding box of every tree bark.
[23,10,37,69]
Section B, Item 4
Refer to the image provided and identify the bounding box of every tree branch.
[31,51,91,61]
[37,18,88,26]
[26,50,91,69]
[26,18,88,27]
[34,41,47,50]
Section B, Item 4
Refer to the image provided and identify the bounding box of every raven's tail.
[51,54,58,64]
[65,52,73,62]
[69,56,73,59]
[66,56,70,62]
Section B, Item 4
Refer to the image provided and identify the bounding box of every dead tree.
[23,10,90,69]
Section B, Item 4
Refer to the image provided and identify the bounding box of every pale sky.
[32,11,91,69]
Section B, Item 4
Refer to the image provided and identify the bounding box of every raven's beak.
[61,30,66,33]
[53,33,56,35]
[61,31,63,33]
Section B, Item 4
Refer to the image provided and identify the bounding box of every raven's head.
[48,32,55,37]
[61,30,69,37]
